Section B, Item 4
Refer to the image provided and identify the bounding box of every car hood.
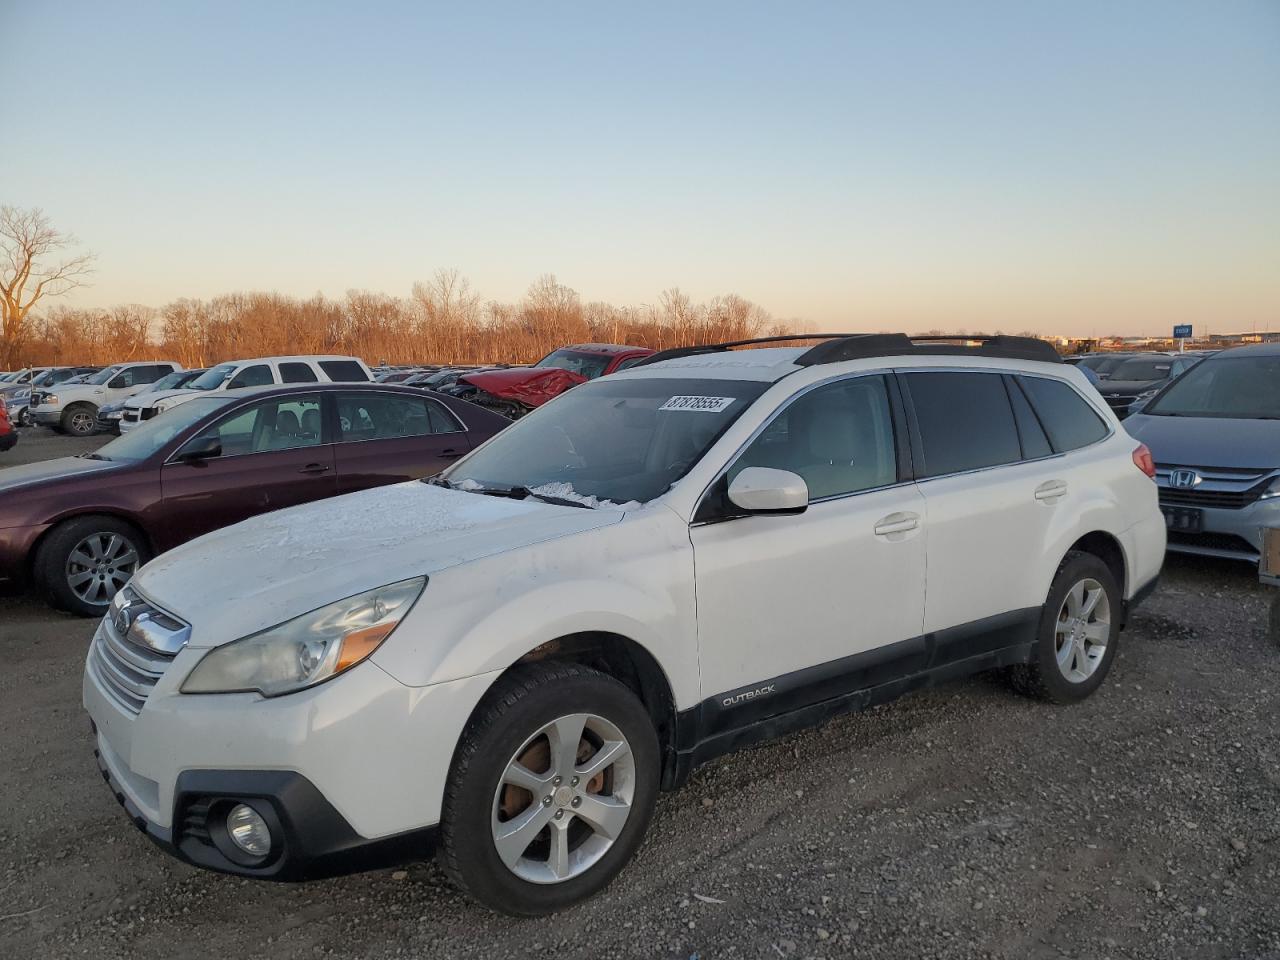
[1125,413,1280,468]
[132,481,624,647]
[0,456,120,495]
[125,388,195,408]
[460,367,586,407]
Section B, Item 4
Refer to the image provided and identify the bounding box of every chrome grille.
[89,587,190,715]
[1154,464,1278,511]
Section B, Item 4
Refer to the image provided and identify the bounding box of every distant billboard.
[1173,324,1193,339]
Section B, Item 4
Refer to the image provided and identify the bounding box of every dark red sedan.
[0,383,509,615]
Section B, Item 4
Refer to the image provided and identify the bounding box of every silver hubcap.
[70,411,94,434]
[491,713,635,884]
[66,533,140,606]
[1055,577,1111,683]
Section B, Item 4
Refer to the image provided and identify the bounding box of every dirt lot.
[1,431,1278,960]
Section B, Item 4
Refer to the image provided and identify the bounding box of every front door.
[157,393,336,549]
[690,374,927,730]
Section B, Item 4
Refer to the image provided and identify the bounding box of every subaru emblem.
[1169,469,1200,489]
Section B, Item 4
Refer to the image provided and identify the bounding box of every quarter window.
[1017,376,1108,453]
[1006,378,1053,459]
[318,360,370,382]
[729,376,898,500]
[904,372,1021,478]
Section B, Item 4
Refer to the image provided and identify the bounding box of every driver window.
[728,376,897,501]
[228,364,273,389]
[111,369,136,388]
[176,395,324,458]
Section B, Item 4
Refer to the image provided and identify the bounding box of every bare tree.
[0,206,95,367]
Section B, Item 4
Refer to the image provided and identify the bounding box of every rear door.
[899,370,1067,655]
[332,390,471,494]
[157,393,336,548]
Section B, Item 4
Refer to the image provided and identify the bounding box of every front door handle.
[299,462,331,475]
[1034,479,1068,502]
[874,512,920,536]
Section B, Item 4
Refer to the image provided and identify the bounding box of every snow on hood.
[124,388,194,408]
[133,481,623,646]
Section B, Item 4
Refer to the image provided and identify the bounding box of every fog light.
[226,803,272,857]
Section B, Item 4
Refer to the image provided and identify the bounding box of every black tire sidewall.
[62,404,98,436]
[442,668,660,916]
[36,516,150,616]
[1034,553,1121,702]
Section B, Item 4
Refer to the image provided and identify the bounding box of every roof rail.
[631,332,1062,369]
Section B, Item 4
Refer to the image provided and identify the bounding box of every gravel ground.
[1,433,1278,960]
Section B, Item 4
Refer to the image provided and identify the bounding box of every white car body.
[120,355,374,431]
[84,339,1164,901]
[32,362,183,433]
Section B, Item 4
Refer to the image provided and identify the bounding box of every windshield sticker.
[659,396,736,413]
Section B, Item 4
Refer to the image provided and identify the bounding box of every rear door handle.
[1034,479,1068,502]
[299,462,331,475]
[874,512,920,536]
[438,448,464,460]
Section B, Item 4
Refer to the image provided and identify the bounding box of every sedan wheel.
[65,532,141,607]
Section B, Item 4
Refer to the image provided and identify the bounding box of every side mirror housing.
[727,467,809,514]
[177,435,222,462]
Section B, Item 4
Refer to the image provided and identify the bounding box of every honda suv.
[83,334,1164,916]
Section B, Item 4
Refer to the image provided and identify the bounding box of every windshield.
[535,349,612,380]
[188,364,236,390]
[443,377,769,505]
[91,397,236,461]
[147,371,187,391]
[1144,354,1280,419]
[1108,357,1172,382]
[84,366,121,385]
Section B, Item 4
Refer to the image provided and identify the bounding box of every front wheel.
[35,516,151,616]
[1012,551,1121,703]
[439,662,660,916]
[61,403,98,436]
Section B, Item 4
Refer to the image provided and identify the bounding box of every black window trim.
[895,366,1115,483]
[691,369,915,525]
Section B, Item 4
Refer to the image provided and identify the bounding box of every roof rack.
[632,333,1062,368]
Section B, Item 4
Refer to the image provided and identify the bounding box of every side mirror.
[177,435,222,462]
[727,467,809,514]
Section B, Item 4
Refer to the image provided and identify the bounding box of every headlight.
[43,393,59,406]
[1261,477,1280,501]
[182,577,425,697]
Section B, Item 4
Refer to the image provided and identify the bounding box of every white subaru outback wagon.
[83,334,1165,915]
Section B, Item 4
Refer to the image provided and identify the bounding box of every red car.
[0,383,509,615]
[0,396,16,452]
[458,343,654,417]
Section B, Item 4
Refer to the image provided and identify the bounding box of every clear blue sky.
[3,0,1277,336]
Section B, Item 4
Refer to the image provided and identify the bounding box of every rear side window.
[903,372,1021,478]
[279,362,319,383]
[319,360,370,382]
[228,364,274,389]
[336,392,435,441]
[425,399,463,433]
[1017,377,1108,453]
[1006,378,1053,460]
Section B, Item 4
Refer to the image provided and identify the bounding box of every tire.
[439,661,660,916]
[61,403,98,436]
[34,516,151,617]
[15,407,31,428]
[1011,550,1121,703]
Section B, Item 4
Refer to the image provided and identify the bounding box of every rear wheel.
[439,662,659,915]
[61,403,98,436]
[35,516,151,616]
[1011,551,1120,703]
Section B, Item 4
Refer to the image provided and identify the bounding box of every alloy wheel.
[491,713,636,884]
[1055,577,1111,683]
[65,532,140,606]
[68,410,96,435]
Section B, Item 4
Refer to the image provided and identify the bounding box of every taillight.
[1132,443,1156,479]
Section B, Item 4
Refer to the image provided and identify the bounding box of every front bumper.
[1162,499,1279,563]
[32,407,62,426]
[83,620,498,879]
[0,429,15,451]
